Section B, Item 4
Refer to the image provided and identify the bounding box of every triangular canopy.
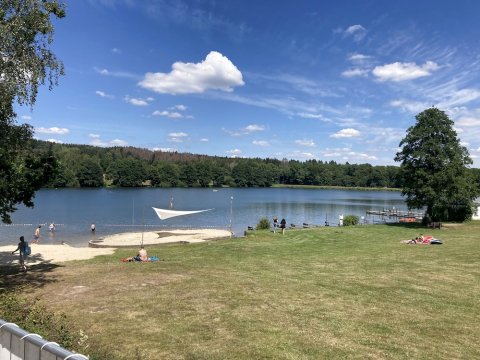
[152,207,212,220]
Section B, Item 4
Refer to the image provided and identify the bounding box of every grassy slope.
[13,223,480,359]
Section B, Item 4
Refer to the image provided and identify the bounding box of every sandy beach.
[0,228,231,266]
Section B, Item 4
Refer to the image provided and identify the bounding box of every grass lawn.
[3,222,480,359]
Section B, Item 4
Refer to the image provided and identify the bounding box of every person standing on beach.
[12,236,28,271]
[33,225,41,244]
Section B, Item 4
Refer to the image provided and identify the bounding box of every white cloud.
[438,88,480,108]
[456,116,480,127]
[252,140,270,146]
[330,128,360,138]
[295,139,316,147]
[372,61,439,82]
[200,138,209,142]
[112,48,121,54]
[96,90,114,99]
[344,24,366,41]
[348,53,371,62]
[94,67,139,79]
[244,124,265,132]
[390,99,427,113]
[124,96,149,106]
[21,115,32,120]
[168,132,188,143]
[226,149,242,156]
[46,138,63,144]
[173,104,187,111]
[169,132,188,137]
[152,147,177,152]
[341,68,369,78]
[110,139,128,146]
[36,127,70,135]
[88,134,128,147]
[138,51,244,94]
[152,110,184,119]
[322,147,377,162]
[297,112,330,122]
[289,151,315,159]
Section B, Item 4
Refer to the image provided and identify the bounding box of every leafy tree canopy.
[395,108,479,222]
[0,0,65,223]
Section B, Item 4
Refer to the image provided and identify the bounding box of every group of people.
[273,217,287,234]
[10,222,98,272]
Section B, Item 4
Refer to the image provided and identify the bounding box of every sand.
[0,228,231,266]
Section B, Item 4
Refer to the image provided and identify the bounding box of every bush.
[343,215,359,226]
[256,217,271,230]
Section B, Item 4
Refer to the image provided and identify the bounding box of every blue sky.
[20,0,480,166]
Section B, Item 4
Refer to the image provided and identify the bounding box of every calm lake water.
[0,188,409,247]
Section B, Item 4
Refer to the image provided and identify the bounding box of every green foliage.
[0,291,75,349]
[0,0,64,223]
[77,157,104,187]
[395,108,479,222]
[343,215,359,226]
[256,217,271,230]
[0,291,118,359]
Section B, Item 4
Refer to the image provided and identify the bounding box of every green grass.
[2,222,480,359]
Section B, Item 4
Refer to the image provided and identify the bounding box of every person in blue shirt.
[12,236,28,272]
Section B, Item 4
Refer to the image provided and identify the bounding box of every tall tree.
[395,108,479,222]
[0,0,65,223]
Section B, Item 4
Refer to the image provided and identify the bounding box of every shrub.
[343,215,359,226]
[256,217,271,230]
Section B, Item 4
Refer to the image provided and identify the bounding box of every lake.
[0,188,410,247]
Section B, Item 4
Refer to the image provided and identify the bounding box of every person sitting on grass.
[127,246,148,262]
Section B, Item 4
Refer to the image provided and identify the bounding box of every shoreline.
[0,228,232,265]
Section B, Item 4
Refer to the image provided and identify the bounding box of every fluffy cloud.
[124,96,151,106]
[153,110,183,119]
[226,149,242,156]
[295,139,316,147]
[89,134,128,147]
[330,128,360,138]
[46,138,63,144]
[36,127,69,135]
[244,124,265,132]
[138,51,244,94]
[372,61,439,82]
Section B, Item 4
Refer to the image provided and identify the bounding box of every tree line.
[34,141,410,189]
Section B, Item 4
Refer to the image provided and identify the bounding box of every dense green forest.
[34,141,480,189]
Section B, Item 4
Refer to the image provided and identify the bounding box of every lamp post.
[229,196,234,237]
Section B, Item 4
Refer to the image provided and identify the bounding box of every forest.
[34,141,480,189]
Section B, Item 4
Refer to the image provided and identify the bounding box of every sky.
[18,0,480,166]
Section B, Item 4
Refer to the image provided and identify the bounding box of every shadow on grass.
[0,251,63,291]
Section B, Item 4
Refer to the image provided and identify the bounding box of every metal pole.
[229,196,234,237]
[141,206,145,247]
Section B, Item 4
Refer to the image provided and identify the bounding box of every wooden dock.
[366,209,424,219]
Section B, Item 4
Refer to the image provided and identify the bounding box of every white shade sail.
[152,207,213,220]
